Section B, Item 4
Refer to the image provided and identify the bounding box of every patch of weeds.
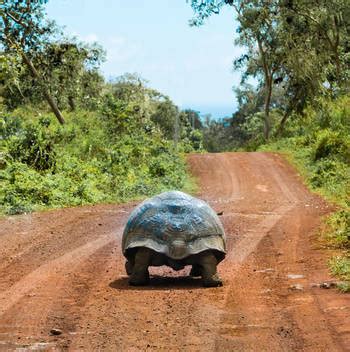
[337,281,350,293]
[329,256,350,292]
[325,210,350,249]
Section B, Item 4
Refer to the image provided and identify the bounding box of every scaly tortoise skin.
[122,191,226,287]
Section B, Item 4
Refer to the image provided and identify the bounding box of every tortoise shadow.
[109,275,204,291]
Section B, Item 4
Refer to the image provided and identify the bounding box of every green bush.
[329,256,350,292]
[0,108,192,215]
[326,210,350,249]
[313,129,350,162]
[8,118,57,171]
[0,113,23,139]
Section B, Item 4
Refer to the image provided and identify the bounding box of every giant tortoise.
[122,191,226,287]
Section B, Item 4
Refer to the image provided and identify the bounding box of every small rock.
[320,282,337,289]
[217,211,224,216]
[256,268,275,273]
[289,284,303,291]
[287,274,304,279]
[50,328,62,336]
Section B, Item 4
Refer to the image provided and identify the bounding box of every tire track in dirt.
[210,153,347,351]
[187,152,298,351]
[0,206,131,351]
[0,234,113,315]
[0,152,349,351]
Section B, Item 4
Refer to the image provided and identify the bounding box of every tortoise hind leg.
[129,247,151,286]
[198,251,223,287]
[189,264,202,277]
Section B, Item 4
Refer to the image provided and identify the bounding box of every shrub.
[329,256,350,292]
[313,129,350,162]
[326,210,350,249]
[7,117,57,171]
[0,109,191,215]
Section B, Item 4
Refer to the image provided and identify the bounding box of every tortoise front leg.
[198,252,223,287]
[125,260,134,275]
[129,247,152,286]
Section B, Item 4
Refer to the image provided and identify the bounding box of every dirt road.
[0,152,349,351]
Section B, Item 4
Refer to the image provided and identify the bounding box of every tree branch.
[4,10,27,28]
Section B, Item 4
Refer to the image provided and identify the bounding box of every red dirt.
[0,152,349,351]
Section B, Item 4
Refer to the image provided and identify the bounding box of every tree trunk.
[257,38,272,140]
[21,51,65,125]
[263,76,272,140]
[3,13,64,124]
[276,90,302,136]
[276,110,291,136]
[68,96,76,111]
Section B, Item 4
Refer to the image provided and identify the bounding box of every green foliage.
[313,129,350,162]
[7,116,57,171]
[189,129,203,151]
[0,108,193,215]
[326,210,350,250]
[0,111,22,138]
[2,40,106,111]
[151,96,178,139]
[202,115,235,152]
[259,98,350,207]
[329,256,350,292]
[101,74,203,151]
[1,1,52,52]
[189,0,350,142]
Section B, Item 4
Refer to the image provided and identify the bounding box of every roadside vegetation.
[0,2,202,215]
[259,97,350,291]
[190,0,350,290]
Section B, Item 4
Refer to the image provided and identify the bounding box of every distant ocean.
[181,105,236,120]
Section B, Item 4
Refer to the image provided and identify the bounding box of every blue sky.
[46,0,244,118]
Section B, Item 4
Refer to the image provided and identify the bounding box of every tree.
[189,0,234,25]
[233,1,284,139]
[190,0,283,139]
[273,0,350,134]
[151,96,179,139]
[284,0,350,89]
[201,115,235,152]
[1,0,65,124]
[0,52,24,103]
[2,39,106,111]
[180,109,203,130]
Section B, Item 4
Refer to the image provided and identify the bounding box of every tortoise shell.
[122,191,226,261]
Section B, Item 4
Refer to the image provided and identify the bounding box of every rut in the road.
[0,152,349,351]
